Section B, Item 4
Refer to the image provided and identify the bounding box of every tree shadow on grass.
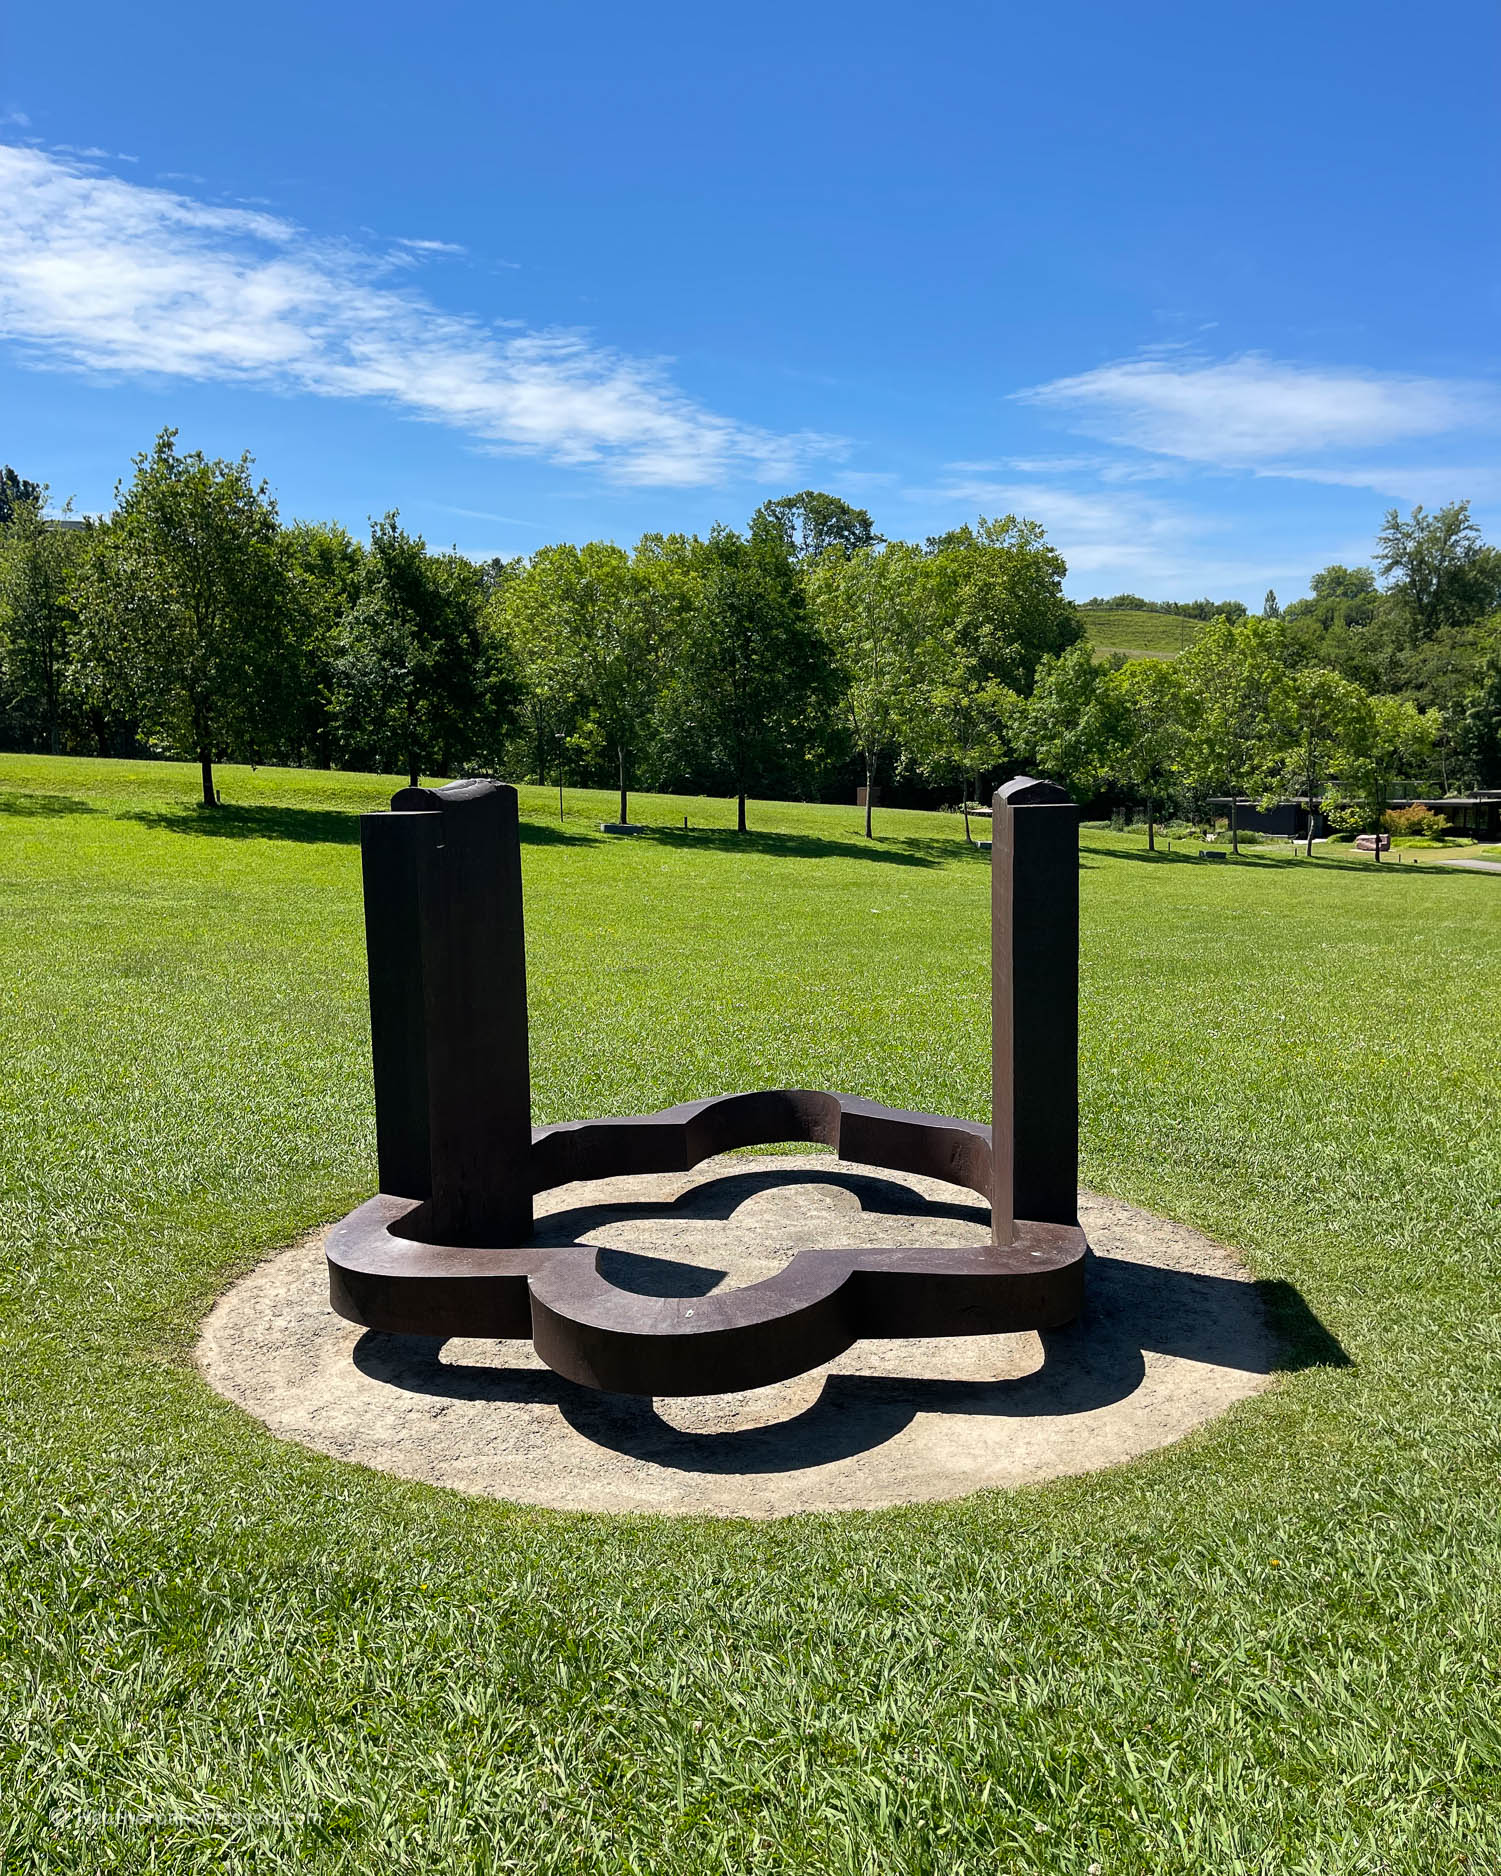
[0,791,95,818]
[124,802,365,844]
[122,802,651,848]
[623,825,950,868]
[1080,839,1465,878]
[518,820,600,847]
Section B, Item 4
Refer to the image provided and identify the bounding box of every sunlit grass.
[1,752,1498,1873]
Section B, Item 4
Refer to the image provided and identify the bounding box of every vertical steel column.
[360,806,438,1201]
[991,776,1080,1243]
[361,778,534,1244]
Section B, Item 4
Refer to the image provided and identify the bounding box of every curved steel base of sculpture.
[327,1089,1086,1397]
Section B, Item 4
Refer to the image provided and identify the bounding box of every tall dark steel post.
[991,776,1080,1244]
[361,778,534,1245]
[361,807,439,1200]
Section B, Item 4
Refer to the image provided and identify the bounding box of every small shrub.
[1381,803,1451,839]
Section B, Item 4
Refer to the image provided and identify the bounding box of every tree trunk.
[737,789,747,834]
[618,746,628,827]
[962,803,971,843]
[408,756,419,789]
[1230,797,1240,855]
[864,754,874,838]
[199,751,217,808]
[1147,796,1155,852]
[1306,764,1317,858]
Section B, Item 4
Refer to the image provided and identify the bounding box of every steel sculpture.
[327,776,1087,1394]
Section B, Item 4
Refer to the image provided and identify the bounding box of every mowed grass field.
[2,753,1499,1875]
[1080,609,1197,658]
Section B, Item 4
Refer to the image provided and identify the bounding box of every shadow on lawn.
[0,791,95,818]
[122,800,602,848]
[519,820,599,847]
[122,800,952,855]
[124,802,365,845]
[1080,839,1463,878]
[353,1166,1349,1475]
[621,824,955,867]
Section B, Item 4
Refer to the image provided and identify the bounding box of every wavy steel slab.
[327,1090,1085,1396]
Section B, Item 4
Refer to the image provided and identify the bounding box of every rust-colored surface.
[327,1090,1084,1396]
[328,777,1087,1397]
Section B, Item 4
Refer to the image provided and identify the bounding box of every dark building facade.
[1209,794,1501,841]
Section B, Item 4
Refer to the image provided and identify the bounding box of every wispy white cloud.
[397,236,466,256]
[951,453,1180,484]
[1013,352,1499,470]
[0,143,837,487]
[158,170,207,184]
[0,112,30,129]
[1263,463,1501,505]
[911,477,1216,579]
[50,143,138,163]
[907,475,1324,596]
[429,503,543,526]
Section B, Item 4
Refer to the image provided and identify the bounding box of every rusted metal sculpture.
[327,775,1086,1394]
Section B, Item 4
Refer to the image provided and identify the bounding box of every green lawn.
[2,753,1499,1874]
[1079,609,1197,659]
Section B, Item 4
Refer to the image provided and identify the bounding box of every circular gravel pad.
[197,1156,1276,1517]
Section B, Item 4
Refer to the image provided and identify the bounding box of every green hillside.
[1081,608,1198,659]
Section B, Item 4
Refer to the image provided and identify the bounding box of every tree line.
[1,429,1498,836]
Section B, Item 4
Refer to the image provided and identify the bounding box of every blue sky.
[2,0,1497,602]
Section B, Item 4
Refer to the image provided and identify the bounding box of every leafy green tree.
[1456,642,1501,789]
[1377,502,1501,643]
[1277,510,1499,718]
[907,514,1082,824]
[805,541,924,835]
[73,430,289,806]
[1103,658,1188,851]
[514,541,657,824]
[754,491,876,563]
[470,586,525,778]
[662,517,830,833]
[1177,615,1290,853]
[499,548,576,790]
[1326,695,1437,862]
[0,489,89,753]
[1283,566,1382,659]
[1282,565,1383,684]
[1018,642,1128,801]
[912,674,1015,842]
[920,516,1083,695]
[477,555,523,598]
[0,466,42,527]
[1265,667,1373,856]
[332,514,483,787]
[281,520,363,768]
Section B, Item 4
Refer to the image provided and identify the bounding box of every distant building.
[1209,794,1501,842]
